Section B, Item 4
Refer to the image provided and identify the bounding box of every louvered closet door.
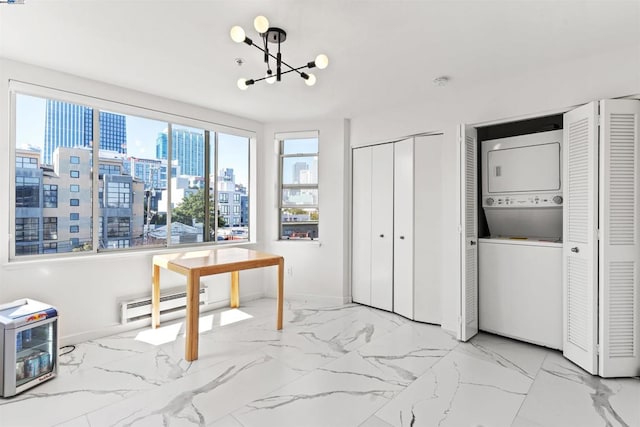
[459,125,478,341]
[599,99,640,377]
[352,147,373,305]
[563,101,599,375]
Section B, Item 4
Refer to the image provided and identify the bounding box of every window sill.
[2,240,257,270]
[274,239,322,247]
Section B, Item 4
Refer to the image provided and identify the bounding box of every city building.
[123,156,179,190]
[15,146,143,254]
[215,168,246,227]
[43,100,126,165]
[155,128,205,177]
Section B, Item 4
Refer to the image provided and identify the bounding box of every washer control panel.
[484,193,563,208]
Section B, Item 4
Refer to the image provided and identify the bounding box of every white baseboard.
[59,292,264,347]
[276,292,351,306]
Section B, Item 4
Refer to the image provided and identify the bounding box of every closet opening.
[475,114,565,350]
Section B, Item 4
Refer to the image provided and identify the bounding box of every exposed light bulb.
[254,15,270,34]
[230,26,246,43]
[314,54,329,69]
[266,74,277,84]
[237,78,249,90]
[305,73,317,86]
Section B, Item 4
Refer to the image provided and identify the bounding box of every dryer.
[481,129,563,240]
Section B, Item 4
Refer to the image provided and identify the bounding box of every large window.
[43,184,58,208]
[43,217,58,240]
[16,177,40,207]
[107,217,130,238]
[15,218,39,242]
[105,181,130,208]
[278,132,319,240]
[217,133,250,241]
[16,156,37,169]
[12,90,254,258]
[99,163,121,176]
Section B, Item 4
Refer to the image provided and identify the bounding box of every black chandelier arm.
[246,41,312,78]
[246,63,315,85]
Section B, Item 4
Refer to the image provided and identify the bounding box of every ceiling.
[1,0,639,123]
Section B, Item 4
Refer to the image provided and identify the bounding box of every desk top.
[153,247,282,275]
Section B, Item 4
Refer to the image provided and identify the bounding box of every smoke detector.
[433,76,449,87]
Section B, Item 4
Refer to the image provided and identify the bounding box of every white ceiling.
[1,0,639,123]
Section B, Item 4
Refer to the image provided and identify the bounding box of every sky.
[15,94,249,186]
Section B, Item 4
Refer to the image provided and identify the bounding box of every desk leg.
[152,264,160,329]
[277,258,284,330]
[185,270,201,362]
[230,271,240,308]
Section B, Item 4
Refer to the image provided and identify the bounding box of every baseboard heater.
[121,286,208,324]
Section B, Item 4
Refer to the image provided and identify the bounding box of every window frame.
[43,184,59,208]
[43,217,58,240]
[277,131,319,241]
[9,82,257,260]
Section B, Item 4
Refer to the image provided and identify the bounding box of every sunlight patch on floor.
[219,309,253,326]
[135,322,182,345]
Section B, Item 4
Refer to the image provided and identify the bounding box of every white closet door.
[352,147,373,305]
[459,125,478,341]
[393,138,414,319]
[371,143,394,311]
[599,99,640,377]
[563,101,599,375]
[414,134,444,324]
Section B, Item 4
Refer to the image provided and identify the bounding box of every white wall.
[0,59,264,344]
[349,46,640,334]
[2,43,639,344]
[258,119,351,304]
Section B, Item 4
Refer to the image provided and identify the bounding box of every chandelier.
[230,15,329,90]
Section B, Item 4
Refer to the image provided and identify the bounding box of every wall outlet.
[287,266,293,276]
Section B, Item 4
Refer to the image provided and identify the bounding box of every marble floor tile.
[359,415,394,427]
[513,351,640,427]
[460,331,550,380]
[375,344,533,427]
[207,414,245,427]
[2,298,637,427]
[258,328,349,372]
[57,334,154,376]
[232,364,397,427]
[54,415,91,427]
[84,350,301,426]
[0,362,155,426]
[354,322,459,385]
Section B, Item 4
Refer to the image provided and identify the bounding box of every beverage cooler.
[0,299,58,397]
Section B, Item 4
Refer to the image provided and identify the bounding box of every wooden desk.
[152,248,284,361]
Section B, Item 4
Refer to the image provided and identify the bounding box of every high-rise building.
[293,161,309,184]
[155,129,204,177]
[43,100,126,165]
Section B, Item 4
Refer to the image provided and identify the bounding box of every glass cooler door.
[15,318,57,388]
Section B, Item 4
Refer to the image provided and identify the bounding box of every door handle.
[379,234,384,238]
[399,236,405,240]
[571,247,579,253]
[470,240,476,246]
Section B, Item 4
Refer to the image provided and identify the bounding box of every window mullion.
[91,108,100,253]
[166,123,173,247]
[204,130,211,242]
[213,131,219,243]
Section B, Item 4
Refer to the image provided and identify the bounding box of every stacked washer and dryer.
[478,129,564,350]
